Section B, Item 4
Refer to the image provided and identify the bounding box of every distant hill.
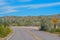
[0,14,60,26]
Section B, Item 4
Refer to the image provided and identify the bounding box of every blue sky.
[0,0,60,16]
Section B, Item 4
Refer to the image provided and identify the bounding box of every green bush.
[55,29,60,32]
[49,29,60,33]
[0,26,12,38]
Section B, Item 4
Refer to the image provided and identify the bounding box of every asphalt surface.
[9,27,36,40]
[9,26,60,40]
[30,29,60,40]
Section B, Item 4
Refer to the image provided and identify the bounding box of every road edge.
[7,30,14,40]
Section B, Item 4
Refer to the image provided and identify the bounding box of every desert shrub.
[49,29,60,33]
[55,29,60,32]
[0,26,12,38]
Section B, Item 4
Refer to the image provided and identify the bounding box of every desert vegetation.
[0,14,60,37]
[0,25,12,38]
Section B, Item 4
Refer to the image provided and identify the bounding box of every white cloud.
[0,10,17,14]
[0,6,18,14]
[18,0,32,2]
[0,0,7,6]
[0,0,4,5]
[0,0,18,14]
[14,2,60,9]
[0,2,60,14]
[5,7,17,13]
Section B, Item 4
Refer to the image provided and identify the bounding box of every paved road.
[30,29,60,40]
[9,27,38,40]
[8,26,60,40]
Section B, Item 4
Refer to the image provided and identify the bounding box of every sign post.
[52,17,58,29]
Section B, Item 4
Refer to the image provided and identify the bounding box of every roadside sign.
[52,17,58,24]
